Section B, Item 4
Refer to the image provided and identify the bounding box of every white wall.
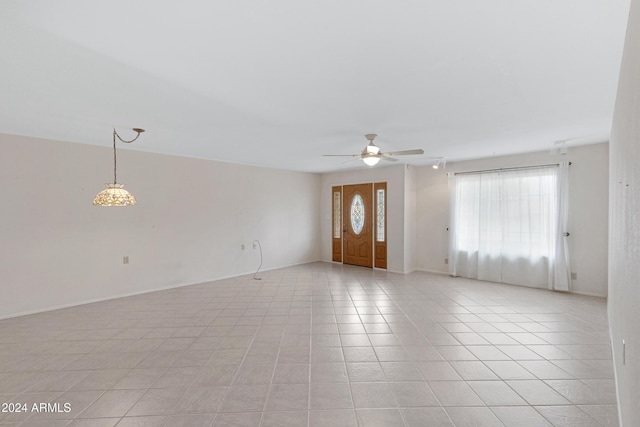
[320,164,409,273]
[416,143,609,297]
[0,133,321,319]
[609,0,640,423]
[404,165,417,273]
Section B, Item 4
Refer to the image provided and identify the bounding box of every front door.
[343,183,373,267]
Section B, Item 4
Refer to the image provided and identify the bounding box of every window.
[333,191,341,239]
[376,188,385,242]
[449,163,571,290]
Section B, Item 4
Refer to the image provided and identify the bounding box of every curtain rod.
[454,162,571,176]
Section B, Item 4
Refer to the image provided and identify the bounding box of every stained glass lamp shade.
[93,128,144,207]
[93,183,137,206]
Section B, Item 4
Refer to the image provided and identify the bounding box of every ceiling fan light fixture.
[362,155,381,166]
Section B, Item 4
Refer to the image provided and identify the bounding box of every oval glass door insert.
[350,194,365,234]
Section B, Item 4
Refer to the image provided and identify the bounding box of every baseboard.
[0,259,320,321]
[608,319,623,427]
[0,280,212,321]
[569,289,608,298]
[414,268,450,275]
[387,269,411,274]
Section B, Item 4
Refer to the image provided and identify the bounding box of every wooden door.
[343,183,373,267]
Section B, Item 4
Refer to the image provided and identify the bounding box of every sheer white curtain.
[448,162,571,290]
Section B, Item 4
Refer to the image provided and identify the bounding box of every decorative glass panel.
[350,194,365,234]
[377,189,385,242]
[333,191,341,238]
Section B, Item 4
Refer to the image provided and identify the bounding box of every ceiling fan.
[323,134,425,166]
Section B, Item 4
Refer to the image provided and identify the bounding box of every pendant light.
[93,128,144,206]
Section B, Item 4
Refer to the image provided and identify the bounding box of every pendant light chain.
[112,130,117,184]
[112,128,144,184]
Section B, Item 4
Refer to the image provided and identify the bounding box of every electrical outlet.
[253,242,258,249]
[241,244,245,250]
[571,272,577,280]
[444,258,448,265]
[123,256,129,264]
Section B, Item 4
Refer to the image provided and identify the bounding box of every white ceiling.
[0,1,630,173]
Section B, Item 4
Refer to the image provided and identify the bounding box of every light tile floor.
[0,262,618,426]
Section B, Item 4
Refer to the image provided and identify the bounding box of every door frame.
[331,181,387,269]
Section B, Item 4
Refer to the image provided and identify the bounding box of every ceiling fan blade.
[341,158,362,165]
[323,154,359,157]
[384,149,424,156]
[381,156,398,162]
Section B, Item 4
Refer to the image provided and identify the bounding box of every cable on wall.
[253,240,263,280]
